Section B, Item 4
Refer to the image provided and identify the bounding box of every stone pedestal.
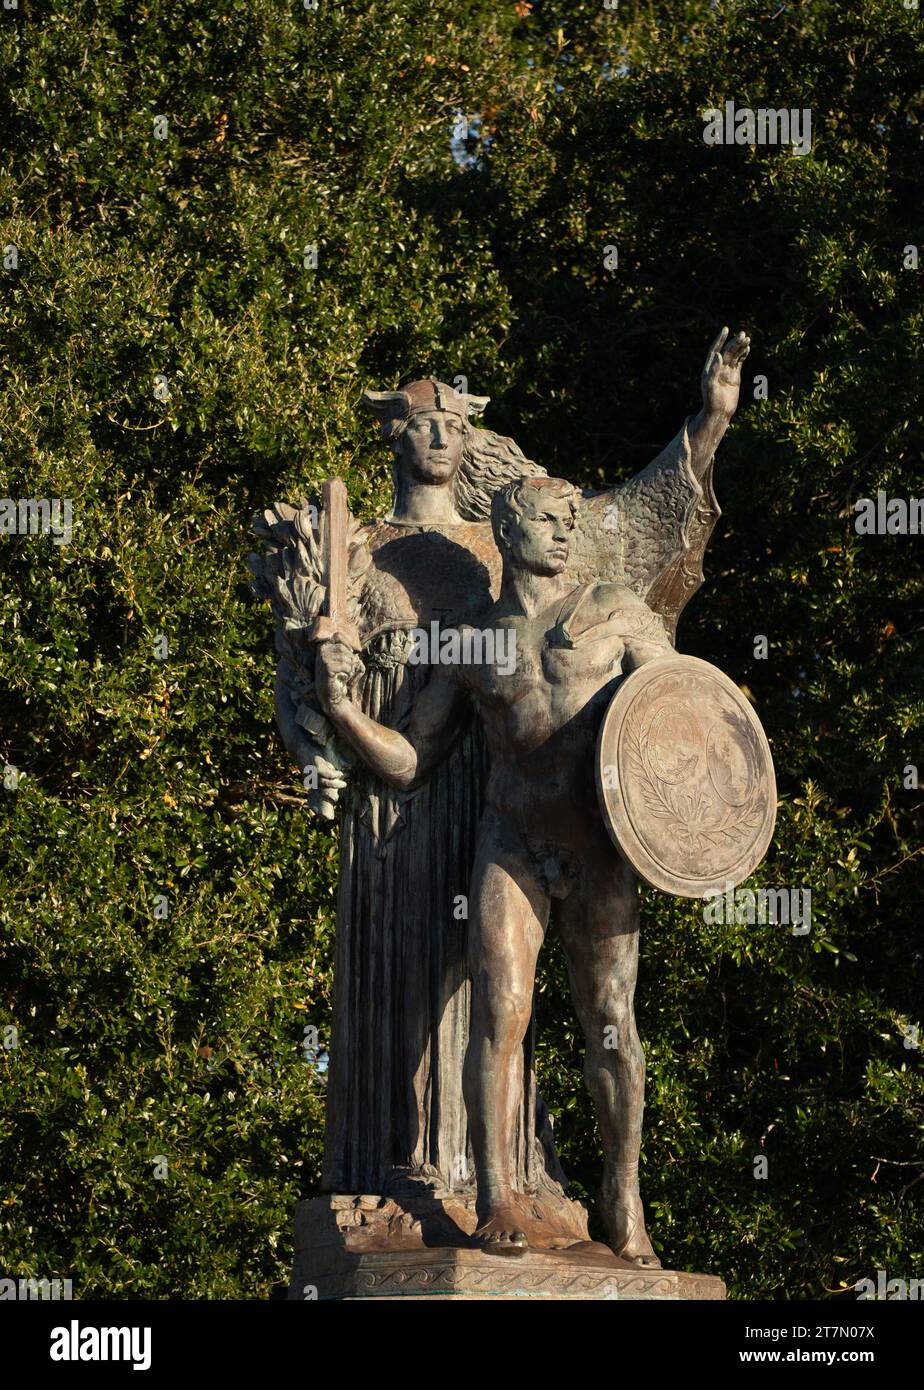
[289,1195,726,1301]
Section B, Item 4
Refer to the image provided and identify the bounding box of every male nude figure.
[315,476,673,1265]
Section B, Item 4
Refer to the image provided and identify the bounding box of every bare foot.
[475,1203,529,1257]
[601,1174,662,1268]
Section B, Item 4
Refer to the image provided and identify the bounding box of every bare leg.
[557,843,660,1267]
[463,812,548,1255]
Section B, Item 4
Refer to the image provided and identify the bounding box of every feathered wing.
[247,499,371,819]
[567,420,721,644]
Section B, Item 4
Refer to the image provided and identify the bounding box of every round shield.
[596,655,776,897]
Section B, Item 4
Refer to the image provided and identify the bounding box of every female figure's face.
[395,410,465,487]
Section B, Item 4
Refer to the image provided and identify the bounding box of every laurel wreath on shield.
[625,718,763,856]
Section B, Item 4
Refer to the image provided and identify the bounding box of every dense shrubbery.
[1,0,921,1298]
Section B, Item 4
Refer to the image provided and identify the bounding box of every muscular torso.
[458,584,670,849]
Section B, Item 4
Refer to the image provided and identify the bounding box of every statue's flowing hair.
[389,418,547,521]
[456,422,548,520]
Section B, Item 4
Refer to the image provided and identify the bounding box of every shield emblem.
[596,655,776,897]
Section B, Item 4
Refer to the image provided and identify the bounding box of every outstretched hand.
[701,326,750,418]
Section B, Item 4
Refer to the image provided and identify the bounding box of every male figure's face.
[502,493,574,575]
[395,410,465,486]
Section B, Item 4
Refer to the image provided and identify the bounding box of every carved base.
[288,1196,726,1301]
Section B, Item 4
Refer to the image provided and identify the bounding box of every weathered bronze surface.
[252,329,767,1298]
[250,381,574,1219]
[289,1196,725,1301]
[596,654,777,896]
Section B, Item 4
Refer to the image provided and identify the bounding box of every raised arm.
[315,632,469,792]
[568,327,750,641]
[687,326,750,482]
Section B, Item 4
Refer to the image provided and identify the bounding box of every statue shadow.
[370,528,495,625]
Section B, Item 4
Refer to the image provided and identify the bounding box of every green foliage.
[1,0,921,1298]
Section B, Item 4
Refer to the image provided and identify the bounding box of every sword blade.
[322,478,349,622]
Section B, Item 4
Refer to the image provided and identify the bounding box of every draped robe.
[259,421,718,1210]
[305,519,565,1199]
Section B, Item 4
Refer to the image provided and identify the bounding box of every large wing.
[566,420,720,644]
[247,499,371,819]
